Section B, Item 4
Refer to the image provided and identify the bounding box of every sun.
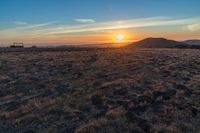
[116,34,124,42]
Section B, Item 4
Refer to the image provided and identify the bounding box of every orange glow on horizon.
[1,29,197,46]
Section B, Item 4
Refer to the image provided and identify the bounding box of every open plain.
[0,48,200,133]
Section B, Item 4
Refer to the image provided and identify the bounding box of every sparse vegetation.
[0,48,200,132]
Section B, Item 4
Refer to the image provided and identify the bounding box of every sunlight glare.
[116,34,124,42]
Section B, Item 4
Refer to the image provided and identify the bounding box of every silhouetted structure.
[10,42,24,48]
[31,45,37,48]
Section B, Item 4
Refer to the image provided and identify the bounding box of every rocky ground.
[0,48,200,133]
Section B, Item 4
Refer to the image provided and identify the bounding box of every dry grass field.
[0,48,200,133]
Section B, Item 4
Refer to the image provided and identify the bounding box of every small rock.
[153,89,177,101]
[152,102,165,114]
[41,90,53,97]
[4,102,21,111]
[125,110,137,122]
[183,77,190,81]
[184,89,193,97]
[30,76,40,81]
[153,91,164,101]
[191,107,198,117]
[137,119,154,133]
[162,70,171,77]
[127,116,154,132]
[131,127,145,133]
[74,72,84,78]
[137,95,153,105]
[128,105,148,115]
[56,83,70,94]
[0,60,7,69]
[113,87,127,95]
[159,128,170,133]
[48,109,65,116]
[162,89,177,100]
[93,109,106,118]
[79,105,90,112]
[0,91,9,97]
[23,130,35,133]
[175,84,188,90]
[68,64,72,68]
[93,81,102,86]
[0,79,10,84]
[91,95,103,106]
[153,89,177,100]
[88,55,98,63]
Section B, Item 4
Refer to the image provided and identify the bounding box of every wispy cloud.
[47,17,200,35]
[0,16,200,43]
[16,22,55,30]
[0,22,56,40]
[14,21,28,25]
[74,18,96,23]
[187,23,200,31]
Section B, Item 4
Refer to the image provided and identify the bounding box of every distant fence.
[10,42,24,48]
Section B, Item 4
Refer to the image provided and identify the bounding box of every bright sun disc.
[116,34,124,42]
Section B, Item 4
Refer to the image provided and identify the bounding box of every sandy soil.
[0,48,200,133]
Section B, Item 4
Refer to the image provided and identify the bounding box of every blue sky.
[1,0,199,23]
[0,0,200,45]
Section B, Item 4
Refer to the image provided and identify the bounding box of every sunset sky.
[0,0,200,45]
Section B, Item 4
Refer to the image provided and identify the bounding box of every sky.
[0,0,200,45]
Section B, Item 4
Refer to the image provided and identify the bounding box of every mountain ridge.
[126,38,200,48]
[183,40,200,46]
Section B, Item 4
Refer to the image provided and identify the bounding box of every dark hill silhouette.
[183,40,200,46]
[126,38,195,48]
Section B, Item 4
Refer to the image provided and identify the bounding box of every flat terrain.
[0,48,200,133]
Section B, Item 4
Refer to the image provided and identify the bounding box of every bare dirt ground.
[0,48,200,133]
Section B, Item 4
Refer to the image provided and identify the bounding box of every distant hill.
[183,40,200,46]
[126,38,200,48]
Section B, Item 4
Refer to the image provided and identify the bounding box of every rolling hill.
[183,40,200,46]
[127,38,190,48]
